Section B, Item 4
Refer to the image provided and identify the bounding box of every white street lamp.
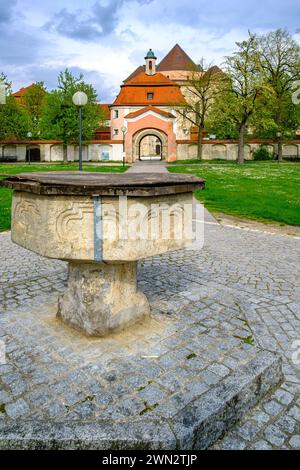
[72,91,88,107]
[27,131,32,165]
[72,91,88,171]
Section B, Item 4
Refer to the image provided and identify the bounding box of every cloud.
[0,0,17,25]
[45,1,124,41]
[1,0,300,104]
[5,61,116,102]
[0,30,45,66]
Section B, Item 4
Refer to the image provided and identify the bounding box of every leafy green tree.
[208,34,263,164]
[40,69,104,161]
[21,82,47,138]
[176,60,225,159]
[251,90,299,140]
[0,72,30,141]
[206,92,239,139]
[257,29,300,159]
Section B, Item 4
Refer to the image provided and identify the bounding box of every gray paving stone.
[289,436,300,449]
[264,425,287,447]
[218,436,247,450]
[236,421,261,441]
[263,400,284,416]
[251,440,273,450]
[288,406,300,421]
[0,390,11,404]
[276,415,296,434]
[273,389,294,405]
[5,399,30,419]
[0,217,299,449]
[138,384,166,406]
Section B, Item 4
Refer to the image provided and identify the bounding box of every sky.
[0,0,299,103]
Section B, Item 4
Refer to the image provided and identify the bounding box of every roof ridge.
[124,70,174,85]
[157,44,196,72]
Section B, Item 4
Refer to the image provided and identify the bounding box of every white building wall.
[16,145,26,161]
[50,145,64,161]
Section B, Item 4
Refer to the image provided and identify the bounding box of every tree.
[0,72,30,141]
[257,29,300,160]
[40,69,104,161]
[176,60,224,159]
[209,34,263,164]
[21,82,47,138]
[250,89,299,141]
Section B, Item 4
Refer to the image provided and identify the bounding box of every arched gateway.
[132,128,168,162]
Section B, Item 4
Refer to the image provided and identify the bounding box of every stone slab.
[0,346,281,449]
[2,211,299,450]
[0,171,205,196]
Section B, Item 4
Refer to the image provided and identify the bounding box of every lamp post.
[121,125,127,167]
[276,131,282,162]
[26,132,32,165]
[72,91,88,171]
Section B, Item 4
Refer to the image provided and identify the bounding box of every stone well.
[1,172,204,336]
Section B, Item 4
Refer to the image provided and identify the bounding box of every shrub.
[253,145,273,161]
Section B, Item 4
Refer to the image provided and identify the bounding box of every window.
[114,110,119,119]
[101,151,109,161]
[113,129,119,136]
[147,92,154,100]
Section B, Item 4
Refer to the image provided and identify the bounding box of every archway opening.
[26,146,41,162]
[139,135,162,161]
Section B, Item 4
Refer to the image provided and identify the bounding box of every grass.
[0,162,128,232]
[167,161,300,226]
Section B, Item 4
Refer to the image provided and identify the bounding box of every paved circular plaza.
[0,218,300,449]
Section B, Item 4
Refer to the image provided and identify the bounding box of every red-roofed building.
[4,45,299,163]
[107,46,199,162]
[12,85,36,101]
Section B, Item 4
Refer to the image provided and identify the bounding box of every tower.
[145,49,157,75]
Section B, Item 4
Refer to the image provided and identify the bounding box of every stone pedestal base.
[57,261,150,336]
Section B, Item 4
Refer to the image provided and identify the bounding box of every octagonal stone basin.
[1,172,205,336]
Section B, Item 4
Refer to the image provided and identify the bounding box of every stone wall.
[1,140,300,162]
[0,142,124,162]
[176,141,300,160]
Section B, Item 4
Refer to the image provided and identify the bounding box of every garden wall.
[176,140,300,160]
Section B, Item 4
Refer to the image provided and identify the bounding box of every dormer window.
[147,92,154,100]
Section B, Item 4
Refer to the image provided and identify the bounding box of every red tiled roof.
[112,71,186,106]
[12,85,36,100]
[157,44,196,72]
[12,84,46,103]
[123,65,145,83]
[125,106,175,119]
[125,71,175,86]
[206,65,223,75]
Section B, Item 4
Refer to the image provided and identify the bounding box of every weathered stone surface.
[171,350,282,450]
[57,261,150,336]
[8,173,200,336]
[0,420,177,450]
[10,190,196,262]
[1,209,300,449]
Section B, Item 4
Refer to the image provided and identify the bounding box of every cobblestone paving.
[0,221,300,449]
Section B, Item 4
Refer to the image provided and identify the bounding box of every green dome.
[145,48,156,59]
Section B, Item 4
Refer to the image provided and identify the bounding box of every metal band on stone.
[93,195,103,262]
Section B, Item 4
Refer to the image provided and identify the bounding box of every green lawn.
[0,162,128,232]
[168,161,300,226]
